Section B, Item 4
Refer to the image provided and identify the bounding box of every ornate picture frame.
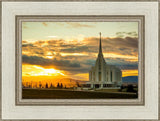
[1,0,159,120]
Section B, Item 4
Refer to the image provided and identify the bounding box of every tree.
[50,83,53,88]
[60,83,63,88]
[57,82,60,88]
[127,85,135,92]
[119,85,124,92]
[34,82,37,88]
[39,83,42,88]
[45,83,48,88]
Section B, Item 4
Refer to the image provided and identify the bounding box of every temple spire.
[99,32,102,55]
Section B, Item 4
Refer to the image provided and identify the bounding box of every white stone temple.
[87,33,122,89]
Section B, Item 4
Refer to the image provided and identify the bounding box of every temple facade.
[87,33,122,89]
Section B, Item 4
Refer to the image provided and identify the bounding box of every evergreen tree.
[57,82,60,88]
[127,85,135,92]
[45,83,48,88]
[60,83,63,88]
[50,83,53,88]
[39,83,42,88]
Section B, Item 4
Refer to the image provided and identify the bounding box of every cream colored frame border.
[15,15,145,106]
[1,0,159,120]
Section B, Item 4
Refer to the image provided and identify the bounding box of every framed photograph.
[1,0,159,120]
[16,15,144,106]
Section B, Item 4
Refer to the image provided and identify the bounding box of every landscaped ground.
[22,88,138,99]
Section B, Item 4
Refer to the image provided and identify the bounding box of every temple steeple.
[99,32,103,55]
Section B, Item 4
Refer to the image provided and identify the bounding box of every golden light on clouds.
[22,64,65,77]
[45,56,54,59]
[22,51,30,55]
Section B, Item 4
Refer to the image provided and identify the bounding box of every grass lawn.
[22,88,138,99]
[95,89,120,92]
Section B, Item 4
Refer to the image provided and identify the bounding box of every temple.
[87,33,122,89]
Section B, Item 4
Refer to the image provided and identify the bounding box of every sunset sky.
[22,22,138,85]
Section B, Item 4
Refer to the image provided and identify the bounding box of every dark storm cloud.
[47,39,64,45]
[22,43,35,47]
[60,65,90,74]
[60,45,90,53]
[85,36,138,49]
[105,57,138,65]
[104,57,138,70]
[23,36,138,56]
[84,36,138,56]
[118,64,138,70]
[44,37,138,55]
[22,55,81,69]
[22,43,45,56]
[83,59,96,66]
[22,55,93,74]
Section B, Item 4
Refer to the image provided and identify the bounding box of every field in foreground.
[22,88,138,99]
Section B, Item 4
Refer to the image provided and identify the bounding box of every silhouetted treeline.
[119,84,138,93]
[57,82,64,88]
[22,81,67,89]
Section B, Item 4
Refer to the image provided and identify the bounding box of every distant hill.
[56,76,139,87]
[51,78,86,88]
[122,76,138,83]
